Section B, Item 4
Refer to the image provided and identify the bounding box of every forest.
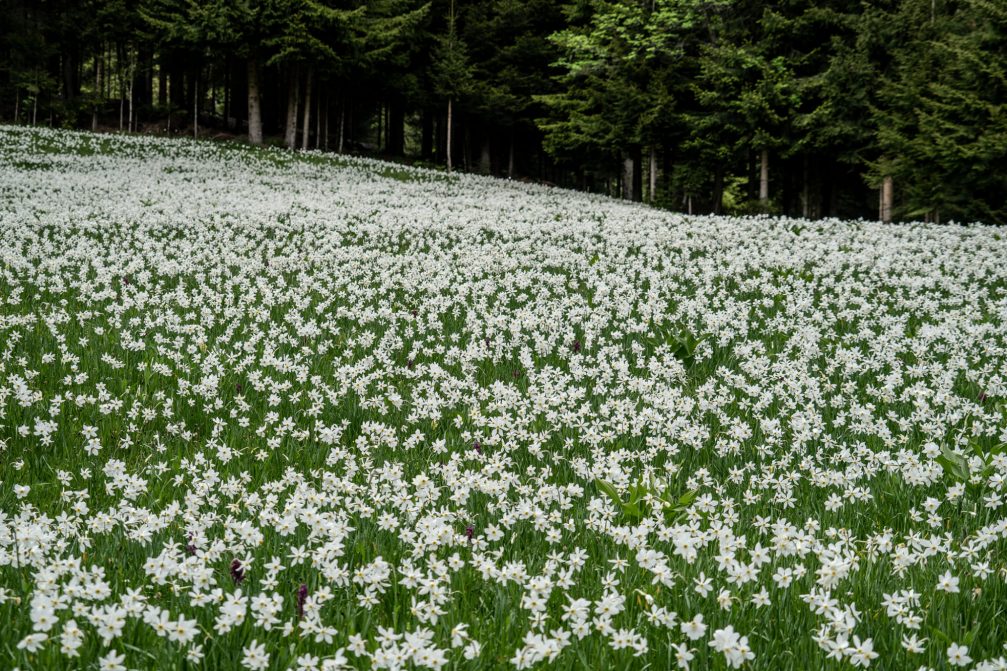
[1,0,1005,224]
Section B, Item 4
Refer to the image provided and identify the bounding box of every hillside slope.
[1,126,1006,670]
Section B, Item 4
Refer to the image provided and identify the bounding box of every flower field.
[1,125,1007,670]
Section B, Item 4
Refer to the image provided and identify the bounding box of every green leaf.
[678,489,698,507]
[931,627,952,645]
[937,446,969,481]
[622,502,643,520]
[595,479,622,508]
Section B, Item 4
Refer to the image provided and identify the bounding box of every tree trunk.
[323,94,329,151]
[621,151,634,200]
[713,169,724,214]
[662,144,672,198]
[632,145,643,202]
[284,66,300,150]
[301,66,313,149]
[128,69,134,132]
[208,64,215,125]
[388,101,405,157]
[880,175,893,223]
[446,98,453,173]
[508,129,515,178]
[463,121,470,171]
[158,63,167,108]
[92,48,101,131]
[223,61,231,129]
[479,133,491,174]
[246,58,263,145]
[169,64,185,110]
[193,74,199,139]
[801,155,809,218]
[338,98,346,153]
[315,89,322,150]
[648,145,657,203]
[63,53,79,106]
[143,51,154,109]
[421,110,433,159]
[759,148,769,205]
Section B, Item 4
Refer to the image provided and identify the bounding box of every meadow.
[1,125,1006,670]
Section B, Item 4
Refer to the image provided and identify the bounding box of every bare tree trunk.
[158,62,167,108]
[13,89,19,123]
[193,75,198,139]
[713,168,724,214]
[209,64,215,125]
[284,66,299,150]
[446,98,453,173]
[648,145,657,203]
[479,134,491,174]
[421,110,433,159]
[93,49,101,131]
[246,58,263,145]
[621,151,634,201]
[759,149,769,204]
[880,175,893,223]
[338,99,345,153]
[315,89,322,150]
[323,94,329,151]
[388,102,404,156]
[508,129,515,178]
[223,62,231,129]
[463,123,471,171]
[128,62,134,132]
[301,66,313,150]
[32,93,37,125]
[801,156,809,218]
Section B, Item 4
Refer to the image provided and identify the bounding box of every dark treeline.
[1,0,1005,223]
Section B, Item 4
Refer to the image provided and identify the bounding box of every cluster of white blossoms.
[0,125,1006,670]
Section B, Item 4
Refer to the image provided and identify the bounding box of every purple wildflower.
[230,559,245,584]
[297,583,308,618]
